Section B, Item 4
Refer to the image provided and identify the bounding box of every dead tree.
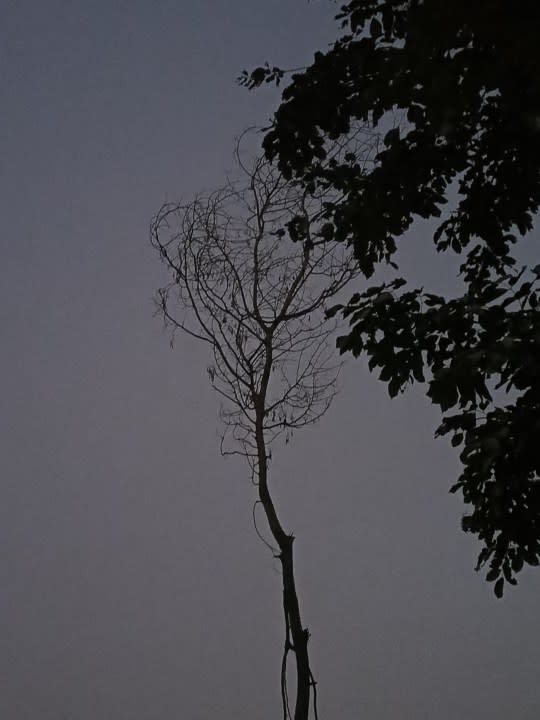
[150,144,359,720]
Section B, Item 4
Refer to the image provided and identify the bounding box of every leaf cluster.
[245,0,540,594]
[331,266,540,596]
[256,1,540,276]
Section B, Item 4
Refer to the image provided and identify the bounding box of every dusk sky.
[2,2,540,718]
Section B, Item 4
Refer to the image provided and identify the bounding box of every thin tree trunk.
[255,411,312,720]
[281,537,311,720]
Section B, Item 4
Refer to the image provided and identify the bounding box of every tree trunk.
[255,410,312,720]
[280,537,311,720]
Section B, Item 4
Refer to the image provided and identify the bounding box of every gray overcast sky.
[1,2,540,719]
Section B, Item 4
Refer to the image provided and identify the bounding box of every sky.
[2,2,540,719]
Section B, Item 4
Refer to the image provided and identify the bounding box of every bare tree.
[150,141,359,720]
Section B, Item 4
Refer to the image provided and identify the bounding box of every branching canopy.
[151,148,359,476]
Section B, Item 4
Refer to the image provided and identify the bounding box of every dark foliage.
[242,0,540,594]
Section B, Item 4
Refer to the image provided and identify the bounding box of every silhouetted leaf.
[370,17,382,38]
